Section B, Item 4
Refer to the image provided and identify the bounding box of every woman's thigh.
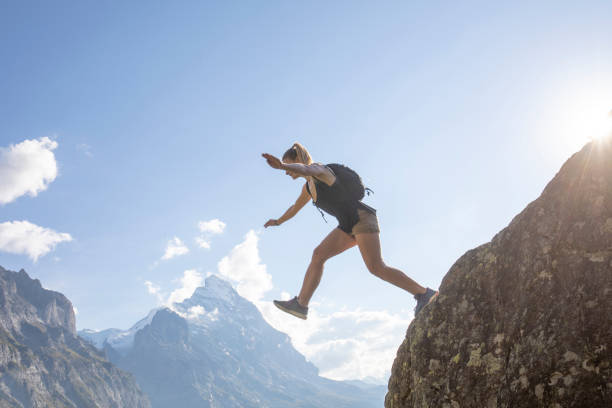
[313,227,357,262]
[355,232,384,272]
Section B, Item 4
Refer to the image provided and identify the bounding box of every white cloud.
[217,230,273,302]
[198,219,226,234]
[0,137,58,205]
[215,228,409,382]
[144,280,164,303]
[144,283,221,320]
[144,280,160,295]
[144,227,411,383]
[195,219,226,250]
[0,220,72,261]
[166,269,204,306]
[161,237,189,260]
[195,236,211,249]
[257,302,411,383]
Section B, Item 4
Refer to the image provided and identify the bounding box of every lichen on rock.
[386,140,612,408]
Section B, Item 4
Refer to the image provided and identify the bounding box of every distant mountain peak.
[0,265,76,335]
[80,307,162,352]
[80,270,386,407]
[191,274,237,303]
[0,266,150,407]
[205,274,234,289]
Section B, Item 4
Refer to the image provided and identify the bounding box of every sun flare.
[572,105,612,142]
[548,85,612,152]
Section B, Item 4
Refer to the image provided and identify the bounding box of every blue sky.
[1,1,611,382]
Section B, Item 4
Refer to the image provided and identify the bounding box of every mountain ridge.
[81,273,387,407]
[0,265,150,408]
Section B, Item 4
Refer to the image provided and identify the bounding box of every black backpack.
[311,163,373,223]
[327,163,371,201]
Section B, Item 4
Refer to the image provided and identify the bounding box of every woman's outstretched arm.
[262,153,335,185]
[264,183,311,227]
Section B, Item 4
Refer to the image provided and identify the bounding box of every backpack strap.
[314,203,328,223]
[306,180,328,224]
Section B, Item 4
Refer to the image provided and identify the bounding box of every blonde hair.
[282,142,313,164]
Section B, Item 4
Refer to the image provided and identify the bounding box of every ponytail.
[282,142,313,164]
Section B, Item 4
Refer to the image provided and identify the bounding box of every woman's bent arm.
[266,184,311,227]
[279,184,311,223]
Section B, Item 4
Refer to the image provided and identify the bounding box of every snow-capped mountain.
[79,308,160,352]
[79,275,386,408]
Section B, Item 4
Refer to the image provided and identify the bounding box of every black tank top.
[306,168,376,234]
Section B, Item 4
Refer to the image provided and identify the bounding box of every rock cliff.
[0,266,150,408]
[386,140,612,408]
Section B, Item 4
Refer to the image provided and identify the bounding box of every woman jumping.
[262,143,438,320]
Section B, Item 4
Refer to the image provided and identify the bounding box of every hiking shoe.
[274,296,308,320]
[414,288,438,316]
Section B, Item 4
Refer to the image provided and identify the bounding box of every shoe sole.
[274,301,307,320]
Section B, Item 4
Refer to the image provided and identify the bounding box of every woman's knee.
[366,260,386,277]
[311,246,329,265]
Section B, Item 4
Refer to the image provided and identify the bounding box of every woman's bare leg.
[355,232,426,295]
[297,228,356,307]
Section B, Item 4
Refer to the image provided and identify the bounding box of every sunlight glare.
[571,105,612,142]
[547,85,612,153]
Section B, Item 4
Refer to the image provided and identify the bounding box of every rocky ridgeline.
[386,140,612,408]
[0,266,150,408]
[81,275,386,408]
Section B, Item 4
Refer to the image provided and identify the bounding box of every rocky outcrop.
[0,269,75,336]
[386,140,612,407]
[0,266,150,408]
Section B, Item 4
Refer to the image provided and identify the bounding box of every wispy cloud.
[257,302,411,382]
[195,237,211,249]
[0,137,58,205]
[76,143,93,157]
[144,273,220,321]
[161,237,189,260]
[165,269,204,306]
[0,220,73,262]
[226,229,410,382]
[195,218,226,249]
[217,230,272,302]
[198,219,226,234]
[144,228,410,383]
[144,280,161,295]
[144,280,163,303]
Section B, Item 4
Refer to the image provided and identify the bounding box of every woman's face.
[284,158,300,179]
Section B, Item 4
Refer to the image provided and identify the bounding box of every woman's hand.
[262,153,284,170]
[264,219,281,228]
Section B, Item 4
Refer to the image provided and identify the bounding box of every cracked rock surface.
[386,141,612,408]
[0,267,150,408]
